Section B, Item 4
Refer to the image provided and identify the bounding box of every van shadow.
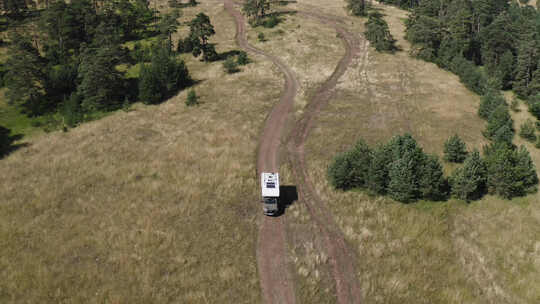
[277,185,298,216]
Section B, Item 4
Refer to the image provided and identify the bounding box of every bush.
[186,89,198,106]
[328,139,371,190]
[257,32,265,42]
[519,119,537,142]
[450,150,487,201]
[139,47,191,104]
[223,56,239,74]
[364,12,397,52]
[237,51,249,65]
[263,15,279,28]
[444,134,468,163]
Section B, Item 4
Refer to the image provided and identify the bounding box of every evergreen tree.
[4,33,47,116]
[418,154,446,200]
[484,105,513,140]
[346,0,366,16]
[444,134,468,163]
[138,46,191,104]
[514,39,539,97]
[328,151,356,190]
[158,10,181,53]
[364,12,397,52]
[188,13,217,61]
[77,42,125,111]
[242,0,270,22]
[484,143,538,198]
[1,0,27,18]
[63,93,83,127]
[367,143,392,194]
[450,150,487,201]
[388,153,418,203]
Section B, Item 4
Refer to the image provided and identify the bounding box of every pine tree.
[4,33,47,116]
[367,143,392,194]
[77,43,125,111]
[388,154,418,203]
[328,151,356,190]
[450,150,487,201]
[418,154,446,200]
[444,134,468,163]
[514,39,539,98]
[484,105,513,140]
[188,13,216,61]
[138,46,191,104]
[484,143,538,198]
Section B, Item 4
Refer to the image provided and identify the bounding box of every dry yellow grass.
[297,0,540,303]
[0,1,283,302]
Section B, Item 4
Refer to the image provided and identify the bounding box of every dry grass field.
[3,0,540,303]
[1,1,281,302]
[299,1,540,303]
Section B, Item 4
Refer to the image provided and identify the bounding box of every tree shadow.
[277,185,298,216]
[0,126,27,159]
[217,50,242,61]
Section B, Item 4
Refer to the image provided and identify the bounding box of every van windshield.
[263,197,277,204]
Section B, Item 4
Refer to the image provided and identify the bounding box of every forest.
[0,0,218,135]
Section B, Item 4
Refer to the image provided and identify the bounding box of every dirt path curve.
[287,9,366,304]
[223,1,298,303]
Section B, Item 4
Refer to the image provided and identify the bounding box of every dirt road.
[225,1,364,303]
[224,1,298,303]
[287,9,365,304]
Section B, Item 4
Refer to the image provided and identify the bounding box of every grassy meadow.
[298,1,540,303]
[1,1,281,302]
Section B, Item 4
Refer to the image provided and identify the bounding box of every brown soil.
[224,0,298,303]
[287,9,365,304]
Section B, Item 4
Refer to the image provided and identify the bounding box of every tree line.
[328,133,538,203]
[398,0,540,101]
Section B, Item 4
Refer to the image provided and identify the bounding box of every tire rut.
[287,10,366,304]
[223,1,298,303]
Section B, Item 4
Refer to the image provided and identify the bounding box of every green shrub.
[519,119,537,142]
[364,12,397,52]
[257,32,265,42]
[223,56,239,74]
[237,51,249,65]
[186,89,198,106]
[443,134,468,163]
[263,15,279,28]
